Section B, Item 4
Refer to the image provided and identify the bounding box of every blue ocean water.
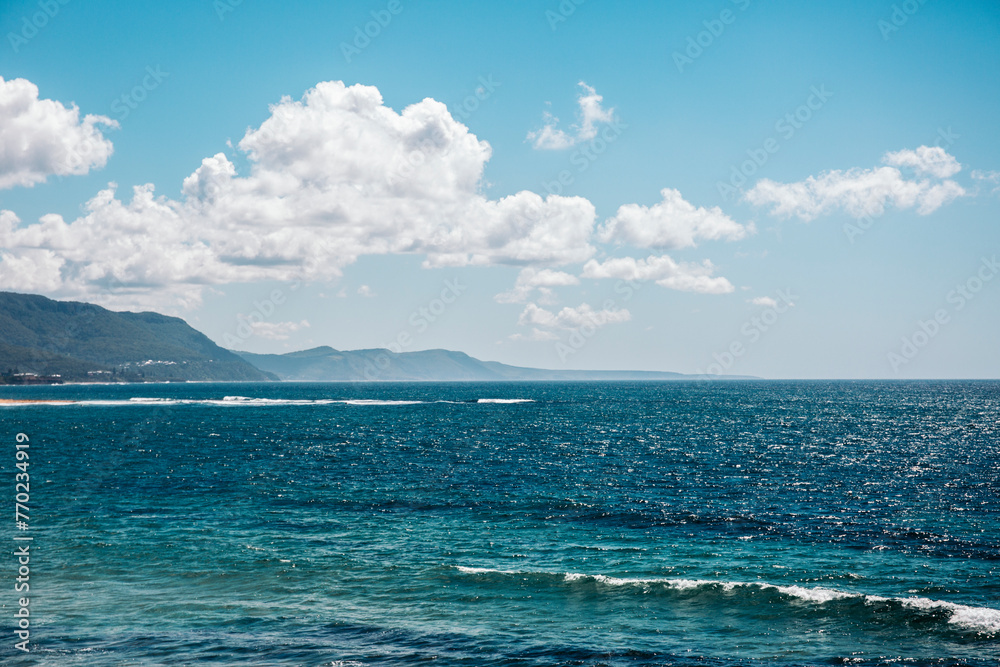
[1,380,998,666]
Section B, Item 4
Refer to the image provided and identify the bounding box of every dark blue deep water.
[1,381,998,666]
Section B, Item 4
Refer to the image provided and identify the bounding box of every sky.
[1,0,999,379]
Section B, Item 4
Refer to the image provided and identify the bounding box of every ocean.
[1,380,998,666]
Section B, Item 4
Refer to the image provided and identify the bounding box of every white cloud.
[582,255,734,294]
[0,81,597,310]
[242,319,310,341]
[883,146,961,178]
[749,296,777,307]
[527,82,614,150]
[745,146,966,221]
[517,302,631,331]
[599,188,752,249]
[0,77,117,189]
[357,285,375,297]
[972,170,1000,194]
[494,267,579,304]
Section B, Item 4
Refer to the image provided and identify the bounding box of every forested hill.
[0,292,275,382]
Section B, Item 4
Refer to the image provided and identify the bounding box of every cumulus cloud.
[0,81,598,309]
[0,77,117,189]
[494,267,579,304]
[527,82,614,150]
[749,296,777,307]
[582,255,734,294]
[517,302,631,331]
[745,146,966,221]
[599,188,752,249]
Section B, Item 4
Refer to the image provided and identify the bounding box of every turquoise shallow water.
[1,380,998,665]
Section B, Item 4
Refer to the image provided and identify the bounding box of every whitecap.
[453,565,1000,632]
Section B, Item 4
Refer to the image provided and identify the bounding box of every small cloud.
[600,188,752,249]
[357,285,375,297]
[517,302,631,331]
[527,82,614,150]
[240,318,310,341]
[883,145,961,179]
[749,296,777,308]
[746,146,966,221]
[495,268,580,304]
[972,170,1000,194]
[582,255,734,294]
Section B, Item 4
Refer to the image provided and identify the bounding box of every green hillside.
[0,292,275,382]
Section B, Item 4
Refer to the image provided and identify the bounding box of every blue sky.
[1,0,998,378]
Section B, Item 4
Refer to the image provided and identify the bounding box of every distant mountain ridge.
[0,291,754,384]
[0,292,275,382]
[235,346,754,382]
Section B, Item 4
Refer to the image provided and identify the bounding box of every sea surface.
[1,380,998,666]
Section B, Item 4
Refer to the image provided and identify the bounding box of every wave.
[453,566,1000,634]
[1,396,536,407]
[333,399,426,406]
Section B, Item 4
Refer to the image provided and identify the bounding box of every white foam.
[454,565,1000,632]
[455,566,523,575]
[875,595,1000,633]
[946,603,1000,633]
[771,584,854,603]
[217,396,348,406]
[3,396,536,408]
[334,399,425,406]
[0,400,79,406]
[1,397,429,407]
